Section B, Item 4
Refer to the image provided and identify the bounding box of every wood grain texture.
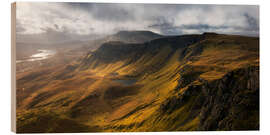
[11,2,16,133]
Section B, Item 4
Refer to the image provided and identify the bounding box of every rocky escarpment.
[199,66,259,130]
[80,34,203,70]
[159,66,259,130]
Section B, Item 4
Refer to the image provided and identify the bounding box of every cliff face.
[159,66,259,130]
[199,66,259,130]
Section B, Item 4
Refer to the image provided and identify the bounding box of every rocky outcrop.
[159,66,259,130]
[198,66,259,130]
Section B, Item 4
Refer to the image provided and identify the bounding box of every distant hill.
[108,30,163,43]
[84,30,164,51]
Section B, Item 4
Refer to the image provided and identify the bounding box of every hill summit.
[107,30,163,43]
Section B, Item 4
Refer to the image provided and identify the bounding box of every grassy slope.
[16,33,259,132]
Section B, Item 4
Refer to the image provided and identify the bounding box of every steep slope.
[16,33,259,132]
[80,34,202,73]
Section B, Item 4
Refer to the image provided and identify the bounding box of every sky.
[16,2,259,43]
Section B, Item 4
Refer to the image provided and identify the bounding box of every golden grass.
[16,34,259,132]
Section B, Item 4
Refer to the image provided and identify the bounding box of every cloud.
[16,2,259,39]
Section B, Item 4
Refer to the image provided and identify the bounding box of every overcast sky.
[16,2,259,39]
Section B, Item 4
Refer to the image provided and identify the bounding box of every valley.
[16,32,259,132]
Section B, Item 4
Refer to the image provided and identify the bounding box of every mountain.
[107,30,163,43]
[16,32,259,132]
[84,30,164,51]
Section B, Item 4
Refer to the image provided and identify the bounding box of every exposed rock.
[198,66,259,130]
[159,66,259,130]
